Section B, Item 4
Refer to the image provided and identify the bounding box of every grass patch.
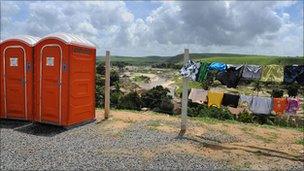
[240,126,275,143]
[147,120,162,131]
[296,127,304,133]
[295,138,304,145]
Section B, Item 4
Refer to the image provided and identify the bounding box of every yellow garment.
[260,65,284,82]
[207,91,224,108]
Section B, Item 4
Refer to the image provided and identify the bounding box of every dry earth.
[96,110,304,170]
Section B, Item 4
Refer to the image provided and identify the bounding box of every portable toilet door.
[34,33,96,126]
[0,35,40,120]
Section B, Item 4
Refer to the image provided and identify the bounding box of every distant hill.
[97,53,304,65]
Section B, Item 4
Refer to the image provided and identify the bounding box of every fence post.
[104,51,110,119]
[179,49,189,136]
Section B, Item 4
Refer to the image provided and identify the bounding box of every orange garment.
[273,98,288,116]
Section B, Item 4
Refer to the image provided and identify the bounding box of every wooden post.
[104,51,110,119]
[179,49,189,136]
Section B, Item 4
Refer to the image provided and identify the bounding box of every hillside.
[97,53,304,66]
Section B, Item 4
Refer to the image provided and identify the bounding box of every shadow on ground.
[178,135,304,162]
[0,119,31,129]
[14,123,66,137]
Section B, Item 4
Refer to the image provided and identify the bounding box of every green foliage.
[295,138,304,145]
[187,102,234,120]
[96,62,105,75]
[153,96,174,114]
[271,88,284,98]
[133,75,151,83]
[118,92,142,110]
[141,86,170,109]
[237,111,254,123]
[287,84,299,97]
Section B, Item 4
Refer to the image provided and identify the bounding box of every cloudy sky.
[1,1,303,56]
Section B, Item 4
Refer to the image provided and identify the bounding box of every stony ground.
[1,110,303,170]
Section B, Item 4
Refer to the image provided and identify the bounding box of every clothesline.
[180,60,304,87]
[188,88,301,116]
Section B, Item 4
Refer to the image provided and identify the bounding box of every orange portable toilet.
[34,33,96,126]
[1,35,40,121]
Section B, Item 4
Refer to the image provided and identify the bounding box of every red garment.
[273,98,288,116]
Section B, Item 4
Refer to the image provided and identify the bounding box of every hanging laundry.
[250,96,273,115]
[208,62,227,72]
[196,62,209,82]
[216,66,243,88]
[284,65,304,85]
[227,64,243,70]
[188,88,208,104]
[260,65,284,82]
[222,93,240,108]
[228,107,245,115]
[207,91,224,108]
[242,65,262,80]
[273,98,288,116]
[180,60,201,81]
[239,95,253,107]
[286,98,300,115]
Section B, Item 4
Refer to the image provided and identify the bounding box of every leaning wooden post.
[104,51,110,119]
[179,49,189,136]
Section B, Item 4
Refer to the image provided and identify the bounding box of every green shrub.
[159,96,174,114]
[237,111,254,123]
[133,75,151,83]
[271,88,284,98]
[118,92,142,110]
[110,91,123,108]
[141,86,170,109]
[95,85,104,108]
[287,84,299,97]
[187,102,234,120]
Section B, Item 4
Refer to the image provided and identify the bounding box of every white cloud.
[0,1,303,56]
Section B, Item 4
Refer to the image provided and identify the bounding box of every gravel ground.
[0,119,229,170]
[201,130,241,143]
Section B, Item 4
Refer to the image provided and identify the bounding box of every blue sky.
[1,1,303,56]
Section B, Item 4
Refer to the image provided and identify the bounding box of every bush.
[271,88,284,98]
[110,91,123,108]
[118,92,142,110]
[141,86,170,109]
[158,96,174,114]
[287,84,299,97]
[187,101,234,120]
[95,85,104,108]
[133,75,151,83]
[237,111,254,123]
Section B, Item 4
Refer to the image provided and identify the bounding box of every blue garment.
[208,62,227,71]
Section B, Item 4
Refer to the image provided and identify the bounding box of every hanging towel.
[242,65,262,80]
[188,88,208,104]
[196,62,209,82]
[286,98,300,114]
[217,66,243,88]
[222,93,240,108]
[260,65,284,82]
[228,107,245,115]
[239,95,253,107]
[208,62,227,72]
[180,60,201,81]
[207,91,224,108]
[250,96,273,115]
[273,98,288,116]
[284,65,304,85]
